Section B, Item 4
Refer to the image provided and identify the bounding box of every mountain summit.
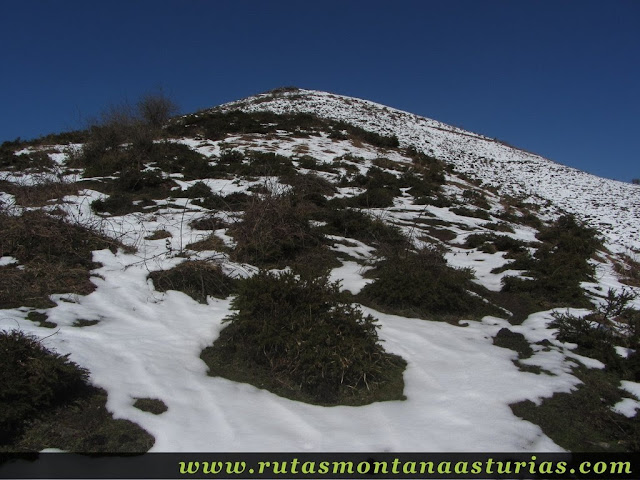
[216,87,640,253]
[1,88,639,453]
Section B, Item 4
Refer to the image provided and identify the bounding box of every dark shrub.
[462,189,491,210]
[245,151,295,176]
[493,328,533,359]
[201,270,406,405]
[0,178,79,207]
[182,181,213,199]
[282,172,336,207]
[318,208,410,253]
[133,398,168,415]
[149,260,236,303]
[229,191,322,266]
[137,92,179,128]
[190,215,227,231]
[464,233,527,254]
[500,215,601,306]
[358,246,494,319]
[91,193,138,215]
[450,206,492,220]
[349,187,397,208]
[0,330,89,444]
[113,168,167,193]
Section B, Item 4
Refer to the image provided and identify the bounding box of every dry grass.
[144,229,172,240]
[0,210,128,308]
[148,260,236,303]
[186,234,228,252]
[612,253,640,287]
[0,178,79,207]
[228,190,322,267]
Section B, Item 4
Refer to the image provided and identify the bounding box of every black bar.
[1,452,639,479]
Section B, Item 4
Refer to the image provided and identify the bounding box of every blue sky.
[1,0,638,182]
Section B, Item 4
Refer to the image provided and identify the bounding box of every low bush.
[0,178,79,207]
[332,122,399,149]
[205,191,251,211]
[464,233,527,255]
[511,366,640,452]
[189,215,228,231]
[349,186,398,208]
[317,208,410,253]
[404,148,447,187]
[372,157,407,172]
[0,210,126,308]
[612,253,640,287]
[461,189,491,210]
[549,311,621,368]
[229,191,322,267]
[200,270,406,405]
[91,193,137,215]
[186,234,228,252]
[0,330,89,444]
[416,194,453,208]
[245,151,295,177]
[0,147,55,172]
[358,246,497,320]
[283,171,336,197]
[182,181,213,199]
[549,288,640,372]
[346,167,402,192]
[148,260,236,303]
[169,110,400,150]
[483,221,515,233]
[450,206,492,220]
[500,215,602,306]
[493,328,533,359]
[512,288,640,452]
[133,398,168,415]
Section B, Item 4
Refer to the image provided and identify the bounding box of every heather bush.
[450,206,492,220]
[229,190,322,266]
[501,215,601,305]
[317,208,410,253]
[358,246,495,319]
[149,261,236,303]
[464,233,527,255]
[201,270,406,405]
[0,330,89,444]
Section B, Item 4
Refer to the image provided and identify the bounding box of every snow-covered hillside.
[2,89,640,454]
[219,88,640,253]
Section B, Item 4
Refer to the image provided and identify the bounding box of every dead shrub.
[228,190,322,267]
[0,178,79,207]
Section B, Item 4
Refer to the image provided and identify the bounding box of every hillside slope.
[218,88,640,253]
[1,88,639,453]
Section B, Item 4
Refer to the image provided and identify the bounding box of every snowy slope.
[2,89,640,454]
[218,89,640,253]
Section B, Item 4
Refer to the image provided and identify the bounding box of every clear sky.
[2,0,638,182]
